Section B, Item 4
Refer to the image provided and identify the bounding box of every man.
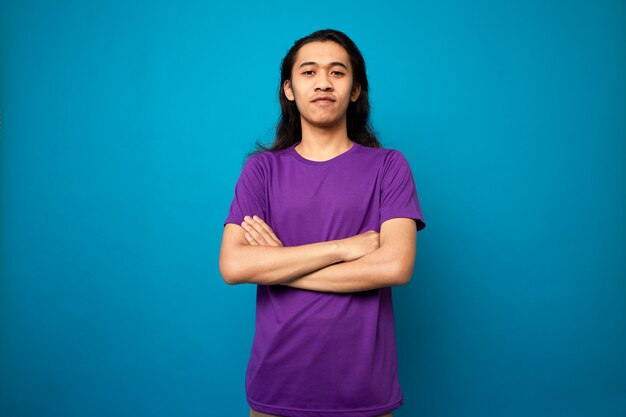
[220,29,426,417]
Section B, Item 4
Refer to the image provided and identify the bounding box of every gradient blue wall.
[1,1,625,416]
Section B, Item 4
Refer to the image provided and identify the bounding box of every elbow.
[390,260,413,286]
[220,253,264,285]
[219,252,245,285]
[396,273,412,286]
[219,264,238,285]
[221,271,238,286]
[221,264,247,285]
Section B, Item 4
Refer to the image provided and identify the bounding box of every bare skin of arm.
[223,216,416,293]
[279,244,405,293]
[219,215,380,286]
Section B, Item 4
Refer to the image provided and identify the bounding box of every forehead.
[293,41,351,69]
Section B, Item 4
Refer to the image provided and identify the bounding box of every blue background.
[1,1,625,416]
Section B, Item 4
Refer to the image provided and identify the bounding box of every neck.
[298,117,352,157]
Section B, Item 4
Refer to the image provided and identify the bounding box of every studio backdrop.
[1,1,625,416]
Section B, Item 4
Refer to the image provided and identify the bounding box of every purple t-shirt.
[224,140,426,417]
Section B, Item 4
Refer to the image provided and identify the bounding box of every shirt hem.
[380,210,426,231]
[247,396,403,417]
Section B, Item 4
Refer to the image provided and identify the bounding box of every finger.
[242,218,274,246]
[241,221,261,242]
[244,232,260,245]
[252,215,280,240]
[242,228,254,245]
[251,215,283,245]
[243,217,276,246]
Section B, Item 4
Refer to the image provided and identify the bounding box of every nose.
[315,73,333,91]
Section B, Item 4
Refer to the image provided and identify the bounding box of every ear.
[283,79,295,101]
[351,82,361,102]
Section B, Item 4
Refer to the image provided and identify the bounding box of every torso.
[250,409,393,417]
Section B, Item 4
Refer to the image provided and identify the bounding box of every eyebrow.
[298,61,349,70]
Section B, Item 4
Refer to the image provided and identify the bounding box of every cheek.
[290,85,310,110]
[289,85,305,103]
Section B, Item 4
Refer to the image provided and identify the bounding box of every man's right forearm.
[224,240,345,285]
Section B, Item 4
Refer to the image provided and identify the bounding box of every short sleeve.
[224,155,267,227]
[380,150,426,231]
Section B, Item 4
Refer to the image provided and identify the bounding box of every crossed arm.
[277,237,413,293]
[219,215,418,293]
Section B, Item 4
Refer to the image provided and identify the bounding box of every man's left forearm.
[279,246,405,293]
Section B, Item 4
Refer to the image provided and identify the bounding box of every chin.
[312,120,342,128]
[303,115,342,126]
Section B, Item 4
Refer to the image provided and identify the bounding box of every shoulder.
[238,148,290,182]
[358,143,405,159]
[243,145,296,171]
[359,145,410,171]
[241,149,274,171]
[372,148,415,182]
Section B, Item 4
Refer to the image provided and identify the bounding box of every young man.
[220,29,426,417]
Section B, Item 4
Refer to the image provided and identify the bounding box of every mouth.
[312,98,335,105]
[312,96,336,103]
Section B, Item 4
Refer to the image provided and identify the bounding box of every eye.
[332,71,345,76]
[303,70,314,76]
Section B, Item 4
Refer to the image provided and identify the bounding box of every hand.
[241,215,284,247]
[338,230,380,262]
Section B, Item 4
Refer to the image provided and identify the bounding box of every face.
[283,41,361,129]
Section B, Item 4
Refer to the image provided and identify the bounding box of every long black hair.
[247,29,382,158]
